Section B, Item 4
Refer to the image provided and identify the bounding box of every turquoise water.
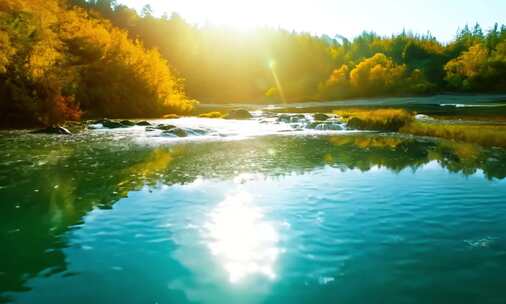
[1,125,506,303]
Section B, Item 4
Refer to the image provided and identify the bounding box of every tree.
[445,43,489,90]
[141,4,153,18]
[349,53,406,95]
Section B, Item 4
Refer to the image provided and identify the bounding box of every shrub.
[198,111,224,118]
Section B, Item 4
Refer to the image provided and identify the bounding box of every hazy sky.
[117,0,506,41]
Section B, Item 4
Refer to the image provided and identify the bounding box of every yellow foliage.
[445,43,488,80]
[0,0,192,125]
[334,108,412,121]
[400,122,506,148]
[327,65,349,86]
[349,53,406,90]
[334,108,414,131]
[492,42,506,60]
[0,30,15,73]
[26,39,63,79]
[129,149,173,177]
[198,111,224,118]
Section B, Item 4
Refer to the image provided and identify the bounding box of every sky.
[117,0,506,41]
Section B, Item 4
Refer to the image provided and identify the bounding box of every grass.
[400,122,506,148]
[334,108,413,131]
[334,107,506,148]
[198,111,225,118]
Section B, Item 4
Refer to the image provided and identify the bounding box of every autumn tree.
[0,0,193,127]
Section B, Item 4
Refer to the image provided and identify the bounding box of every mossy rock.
[313,113,330,121]
[162,128,188,137]
[224,109,253,120]
[277,114,306,123]
[120,120,136,126]
[157,124,177,131]
[95,119,124,129]
[136,121,151,126]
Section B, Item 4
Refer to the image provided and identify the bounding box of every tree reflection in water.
[1,132,506,301]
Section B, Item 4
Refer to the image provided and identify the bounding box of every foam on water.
[88,112,351,144]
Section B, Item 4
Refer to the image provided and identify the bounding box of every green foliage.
[0,0,192,127]
[445,42,506,91]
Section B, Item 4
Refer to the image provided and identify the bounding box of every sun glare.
[170,0,277,31]
[204,191,280,283]
[126,0,306,32]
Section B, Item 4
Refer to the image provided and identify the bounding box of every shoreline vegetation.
[15,106,506,150]
[331,108,506,148]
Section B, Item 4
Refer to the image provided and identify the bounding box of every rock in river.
[308,121,343,130]
[313,113,330,121]
[93,119,124,129]
[157,124,177,131]
[136,121,152,126]
[224,109,253,120]
[162,128,188,137]
[120,120,136,126]
[277,114,306,123]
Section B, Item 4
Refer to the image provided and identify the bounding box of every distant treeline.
[0,0,193,127]
[73,1,506,104]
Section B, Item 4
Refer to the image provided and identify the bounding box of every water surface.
[1,116,506,303]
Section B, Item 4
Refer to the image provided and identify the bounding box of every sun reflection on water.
[205,191,280,283]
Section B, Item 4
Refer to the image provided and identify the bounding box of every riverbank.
[4,94,506,149]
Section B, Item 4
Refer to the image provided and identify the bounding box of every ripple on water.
[2,128,506,303]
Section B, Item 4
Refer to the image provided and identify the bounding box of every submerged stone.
[277,114,291,123]
[32,126,72,135]
[277,114,306,123]
[308,122,343,130]
[187,128,207,136]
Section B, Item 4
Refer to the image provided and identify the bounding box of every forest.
[1,0,506,126]
[0,0,193,127]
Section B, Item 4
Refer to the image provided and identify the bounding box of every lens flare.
[269,60,286,103]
